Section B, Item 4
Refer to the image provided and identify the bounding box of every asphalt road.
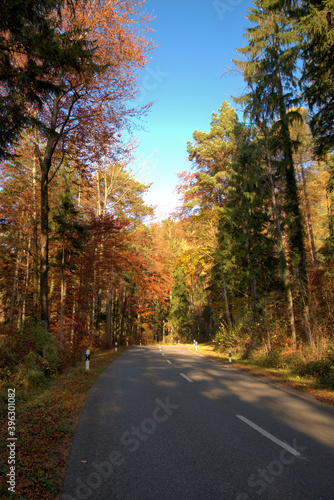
[61,345,334,500]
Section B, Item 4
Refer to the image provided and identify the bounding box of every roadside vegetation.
[0,326,127,499]
[191,338,334,407]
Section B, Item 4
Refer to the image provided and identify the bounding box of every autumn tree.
[0,0,93,158]
[25,0,154,331]
[52,185,86,347]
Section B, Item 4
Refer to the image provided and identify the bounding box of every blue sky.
[134,0,254,220]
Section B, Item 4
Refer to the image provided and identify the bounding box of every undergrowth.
[0,325,126,499]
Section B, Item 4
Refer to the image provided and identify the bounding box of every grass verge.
[0,347,127,500]
[190,343,334,406]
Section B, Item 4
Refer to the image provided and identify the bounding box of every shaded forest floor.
[0,347,128,500]
[190,343,334,407]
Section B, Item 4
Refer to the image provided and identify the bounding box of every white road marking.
[167,360,171,364]
[180,373,193,383]
[236,415,302,457]
[161,353,165,356]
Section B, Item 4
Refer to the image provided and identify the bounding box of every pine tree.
[215,123,280,323]
[234,0,307,285]
[169,267,190,341]
[233,0,311,342]
[276,0,334,156]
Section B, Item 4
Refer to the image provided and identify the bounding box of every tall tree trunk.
[106,287,113,348]
[32,147,39,321]
[137,310,141,343]
[296,160,318,268]
[40,166,49,331]
[275,67,312,343]
[96,168,102,216]
[327,191,334,237]
[222,277,232,332]
[37,91,61,332]
[71,291,77,347]
[9,251,21,326]
[95,289,102,345]
[120,290,127,340]
[91,280,96,341]
[264,131,297,348]
[17,243,31,330]
[60,237,66,349]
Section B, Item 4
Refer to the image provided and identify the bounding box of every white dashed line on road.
[180,373,193,383]
[237,415,303,457]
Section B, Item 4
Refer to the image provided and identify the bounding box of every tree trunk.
[32,149,39,321]
[9,251,21,326]
[17,244,31,330]
[60,238,66,349]
[38,91,60,332]
[95,289,102,345]
[40,166,49,331]
[264,131,297,348]
[222,277,232,331]
[96,168,103,216]
[297,161,318,268]
[120,290,127,340]
[106,287,113,348]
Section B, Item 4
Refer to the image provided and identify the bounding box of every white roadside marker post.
[85,349,90,370]
[115,342,118,352]
[229,349,232,363]
[195,341,198,352]
[126,338,128,347]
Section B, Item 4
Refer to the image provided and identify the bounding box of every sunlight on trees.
[1,0,334,382]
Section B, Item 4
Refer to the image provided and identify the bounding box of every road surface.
[61,345,334,499]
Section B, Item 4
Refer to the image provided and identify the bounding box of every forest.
[1,0,334,388]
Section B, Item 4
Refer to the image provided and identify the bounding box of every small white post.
[115,342,117,352]
[85,349,90,370]
[195,341,198,352]
[229,349,232,363]
[139,339,142,346]
[126,338,128,347]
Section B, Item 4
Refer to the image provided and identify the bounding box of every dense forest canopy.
[0,0,333,374]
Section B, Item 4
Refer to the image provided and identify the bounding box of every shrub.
[255,350,283,369]
[296,360,334,388]
[214,321,240,350]
[0,322,60,391]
